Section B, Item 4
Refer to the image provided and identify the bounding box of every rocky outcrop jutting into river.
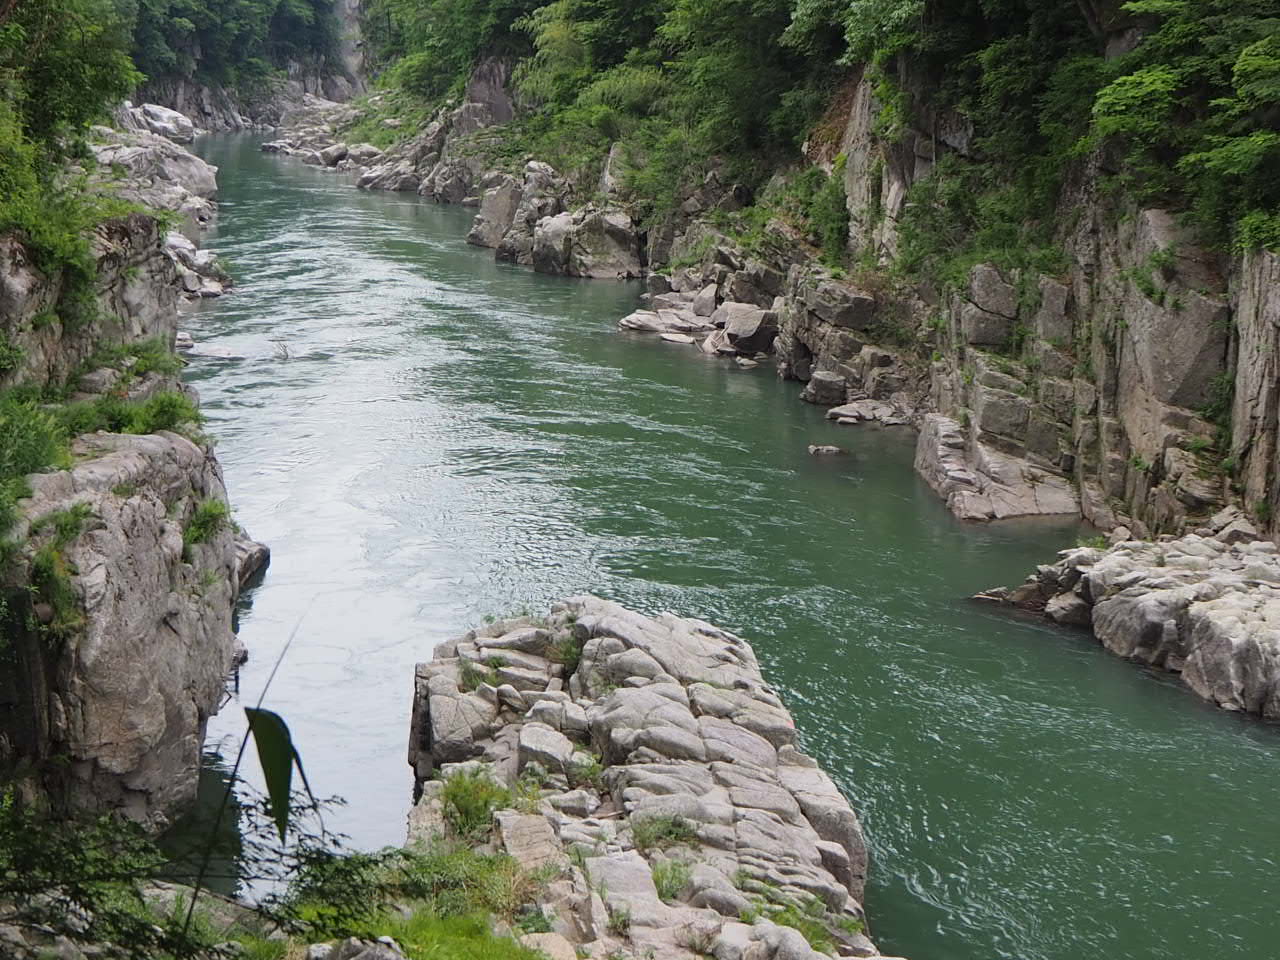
[408,596,899,960]
[983,520,1280,719]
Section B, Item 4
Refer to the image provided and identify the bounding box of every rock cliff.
[137,0,365,132]
[2,430,244,826]
[0,118,261,827]
[407,597,901,960]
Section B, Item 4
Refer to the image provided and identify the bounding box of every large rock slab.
[533,207,643,279]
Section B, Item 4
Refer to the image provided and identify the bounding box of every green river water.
[184,136,1280,960]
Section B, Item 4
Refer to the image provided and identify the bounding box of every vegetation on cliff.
[118,0,341,94]
[359,0,1279,259]
[0,0,142,288]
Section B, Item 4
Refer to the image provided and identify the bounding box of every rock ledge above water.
[983,529,1280,718]
[407,596,903,960]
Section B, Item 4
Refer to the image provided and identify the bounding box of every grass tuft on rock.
[183,499,230,549]
[630,814,697,853]
[440,769,511,841]
[652,858,691,903]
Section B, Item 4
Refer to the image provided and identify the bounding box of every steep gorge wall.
[809,68,1273,539]
[139,0,365,131]
[0,145,253,827]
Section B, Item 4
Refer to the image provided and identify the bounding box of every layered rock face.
[0,213,178,390]
[986,525,1280,718]
[408,597,899,960]
[830,72,1262,535]
[3,432,244,826]
[1,121,259,826]
[91,123,220,237]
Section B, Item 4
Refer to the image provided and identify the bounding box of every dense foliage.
[116,0,340,92]
[365,0,844,219]
[0,0,143,289]
[362,0,1278,257]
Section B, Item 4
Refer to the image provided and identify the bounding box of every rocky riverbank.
[0,107,264,827]
[981,510,1280,719]
[406,596,900,960]
[256,73,1280,726]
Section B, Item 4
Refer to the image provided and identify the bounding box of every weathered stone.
[409,597,884,955]
[721,304,778,354]
[693,283,719,317]
[992,536,1280,719]
[800,371,847,406]
[519,933,577,960]
[467,175,522,248]
[495,811,568,871]
[519,722,577,773]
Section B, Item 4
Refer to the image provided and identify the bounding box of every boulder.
[714,303,778,354]
[467,174,522,248]
[519,722,576,773]
[533,207,644,279]
[692,283,719,317]
[800,371,846,406]
[319,143,349,166]
[134,102,196,142]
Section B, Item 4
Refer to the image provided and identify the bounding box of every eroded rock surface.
[407,597,900,960]
[985,526,1280,718]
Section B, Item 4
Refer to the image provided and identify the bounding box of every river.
[183,136,1280,960]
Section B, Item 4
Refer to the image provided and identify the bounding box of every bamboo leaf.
[245,707,301,842]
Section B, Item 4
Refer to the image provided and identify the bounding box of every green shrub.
[606,902,631,936]
[547,633,584,674]
[378,912,546,960]
[630,814,697,853]
[459,658,499,691]
[441,769,511,840]
[397,843,541,922]
[84,339,183,379]
[0,333,24,378]
[809,155,850,265]
[56,391,202,438]
[29,542,84,639]
[31,502,93,547]
[0,395,68,541]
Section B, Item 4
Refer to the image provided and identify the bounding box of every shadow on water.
[177,134,1280,959]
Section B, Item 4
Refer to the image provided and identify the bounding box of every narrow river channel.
[183,136,1280,960]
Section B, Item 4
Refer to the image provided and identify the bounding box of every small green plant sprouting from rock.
[1129,455,1152,473]
[566,843,596,874]
[548,633,584,675]
[1184,435,1214,454]
[458,658,499,692]
[1076,534,1109,549]
[440,769,511,841]
[183,499,230,549]
[515,907,553,934]
[606,901,632,937]
[630,815,697,853]
[568,754,605,792]
[652,858,691,903]
[739,890,850,955]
